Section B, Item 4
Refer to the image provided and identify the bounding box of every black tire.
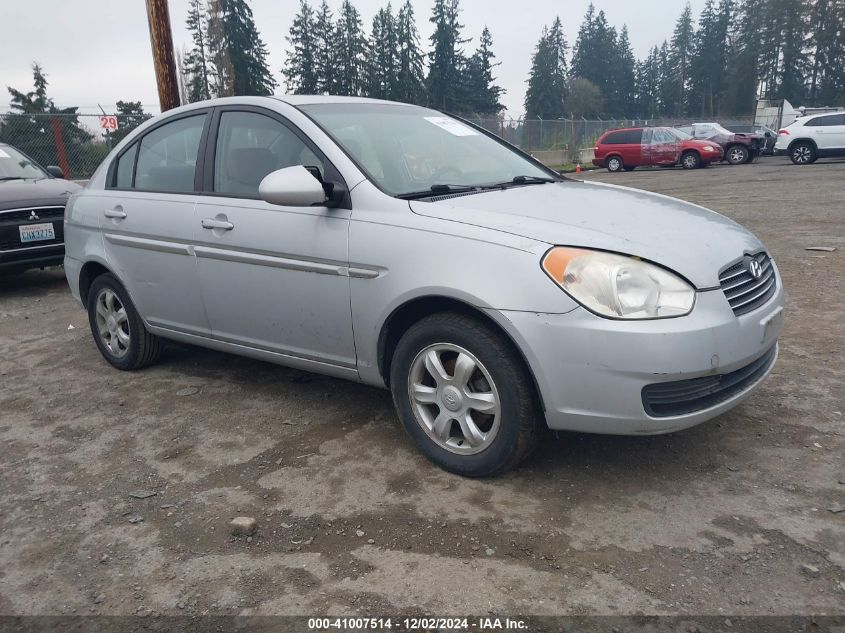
[789,141,816,165]
[606,156,624,172]
[86,273,162,371]
[389,312,541,477]
[726,144,749,165]
[623,166,636,172]
[680,151,701,170]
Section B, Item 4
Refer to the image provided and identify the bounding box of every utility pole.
[145,0,181,112]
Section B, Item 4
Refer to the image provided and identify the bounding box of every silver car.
[64,96,784,476]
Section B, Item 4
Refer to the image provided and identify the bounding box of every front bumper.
[492,277,784,435]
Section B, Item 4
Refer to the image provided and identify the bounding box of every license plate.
[19,223,55,243]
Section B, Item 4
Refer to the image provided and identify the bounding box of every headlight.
[703,146,715,152]
[541,247,695,319]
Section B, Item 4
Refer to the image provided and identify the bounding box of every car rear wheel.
[726,145,749,165]
[680,151,701,170]
[389,312,541,477]
[606,156,624,172]
[87,273,162,371]
[790,142,816,165]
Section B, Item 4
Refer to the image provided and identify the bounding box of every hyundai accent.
[64,96,784,476]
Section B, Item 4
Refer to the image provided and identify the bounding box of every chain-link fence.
[0,113,151,181]
[0,111,758,180]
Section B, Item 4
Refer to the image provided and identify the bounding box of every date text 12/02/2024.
[308,617,528,630]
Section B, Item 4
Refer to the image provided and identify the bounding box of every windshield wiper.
[501,175,558,187]
[0,176,25,181]
[397,184,487,200]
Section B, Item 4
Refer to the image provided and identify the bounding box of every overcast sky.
[1,0,706,117]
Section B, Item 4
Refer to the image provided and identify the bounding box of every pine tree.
[366,5,399,99]
[807,0,845,103]
[112,101,149,144]
[635,46,663,118]
[758,0,809,101]
[395,0,426,105]
[183,0,212,102]
[570,3,596,81]
[570,6,618,113]
[314,0,337,94]
[613,26,637,116]
[333,0,368,96]
[284,0,318,94]
[207,0,276,97]
[464,27,504,115]
[524,19,567,119]
[426,0,469,111]
[666,3,695,116]
[689,0,733,117]
[724,0,764,114]
[657,40,674,116]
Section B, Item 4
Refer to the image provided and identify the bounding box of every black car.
[0,143,81,273]
[726,124,778,155]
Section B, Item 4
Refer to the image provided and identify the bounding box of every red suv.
[592,127,723,172]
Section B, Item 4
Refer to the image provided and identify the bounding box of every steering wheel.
[430,165,463,182]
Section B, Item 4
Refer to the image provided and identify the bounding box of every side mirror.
[46,165,65,179]
[258,166,328,207]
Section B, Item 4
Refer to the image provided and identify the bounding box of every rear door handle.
[201,218,234,230]
[104,207,126,219]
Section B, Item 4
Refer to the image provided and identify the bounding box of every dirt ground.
[0,157,843,620]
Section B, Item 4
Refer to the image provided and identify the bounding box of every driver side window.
[214,111,324,198]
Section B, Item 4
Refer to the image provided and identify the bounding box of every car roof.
[799,110,844,120]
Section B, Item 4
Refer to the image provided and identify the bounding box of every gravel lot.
[0,157,843,619]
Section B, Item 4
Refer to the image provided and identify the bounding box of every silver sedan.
[64,96,784,476]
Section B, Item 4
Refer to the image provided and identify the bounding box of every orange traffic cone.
[575,162,582,174]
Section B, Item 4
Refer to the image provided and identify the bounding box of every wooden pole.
[145,0,180,112]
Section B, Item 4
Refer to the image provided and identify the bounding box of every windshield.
[299,103,555,196]
[0,145,48,180]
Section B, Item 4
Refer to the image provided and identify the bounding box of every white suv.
[775,111,845,164]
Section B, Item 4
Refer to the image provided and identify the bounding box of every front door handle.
[201,218,234,230]
[104,207,126,219]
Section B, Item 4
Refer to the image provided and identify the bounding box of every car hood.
[410,180,763,289]
[0,178,81,210]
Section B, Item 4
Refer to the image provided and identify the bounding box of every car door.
[619,129,644,166]
[193,106,357,370]
[808,114,845,151]
[643,129,678,165]
[98,111,211,335]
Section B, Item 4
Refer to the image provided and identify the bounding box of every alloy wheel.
[792,146,811,164]
[729,147,746,164]
[407,343,501,455]
[94,288,130,358]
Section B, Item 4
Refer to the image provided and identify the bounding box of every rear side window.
[213,111,324,197]
[134,115,206,193]
[115,143,137,188]
[807,114,845,126]
[602,131,625,145]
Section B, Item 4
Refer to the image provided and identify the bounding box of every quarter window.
[807,114,845,126]
[115,142,137,188]
[214,111,324,197]
[133,114,206,193]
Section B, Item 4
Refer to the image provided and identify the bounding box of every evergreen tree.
[657,40,674,116]
[689,0,733,117]
[207,0,276,97]
[524,19,568,119]
[635,46,663,118]
[570,5,618,113]
[314,1,337,94]
[366,5,399,99]
[807,0,845,103]
[464,27,504,115]
[284,1,318,94]
[570,4,596,81]
[758,0,809,101]
[183,0,212,102]
[395,0,426,105]
[333,0,368,96]
[426,0,469,111]
[724,0,764,114]
[112,101,149,144]
[612,26,637,116]
[665,3,695,116]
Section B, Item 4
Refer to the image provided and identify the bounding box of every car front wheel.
[681,151,701,169]
[606,156,623,172]
[87,273,162,370]
[389,312,541,477]
[790,142,816,165]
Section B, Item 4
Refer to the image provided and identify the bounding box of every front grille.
[0,206,65,251]
[719,251,777,316]
[642,345,777,418]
